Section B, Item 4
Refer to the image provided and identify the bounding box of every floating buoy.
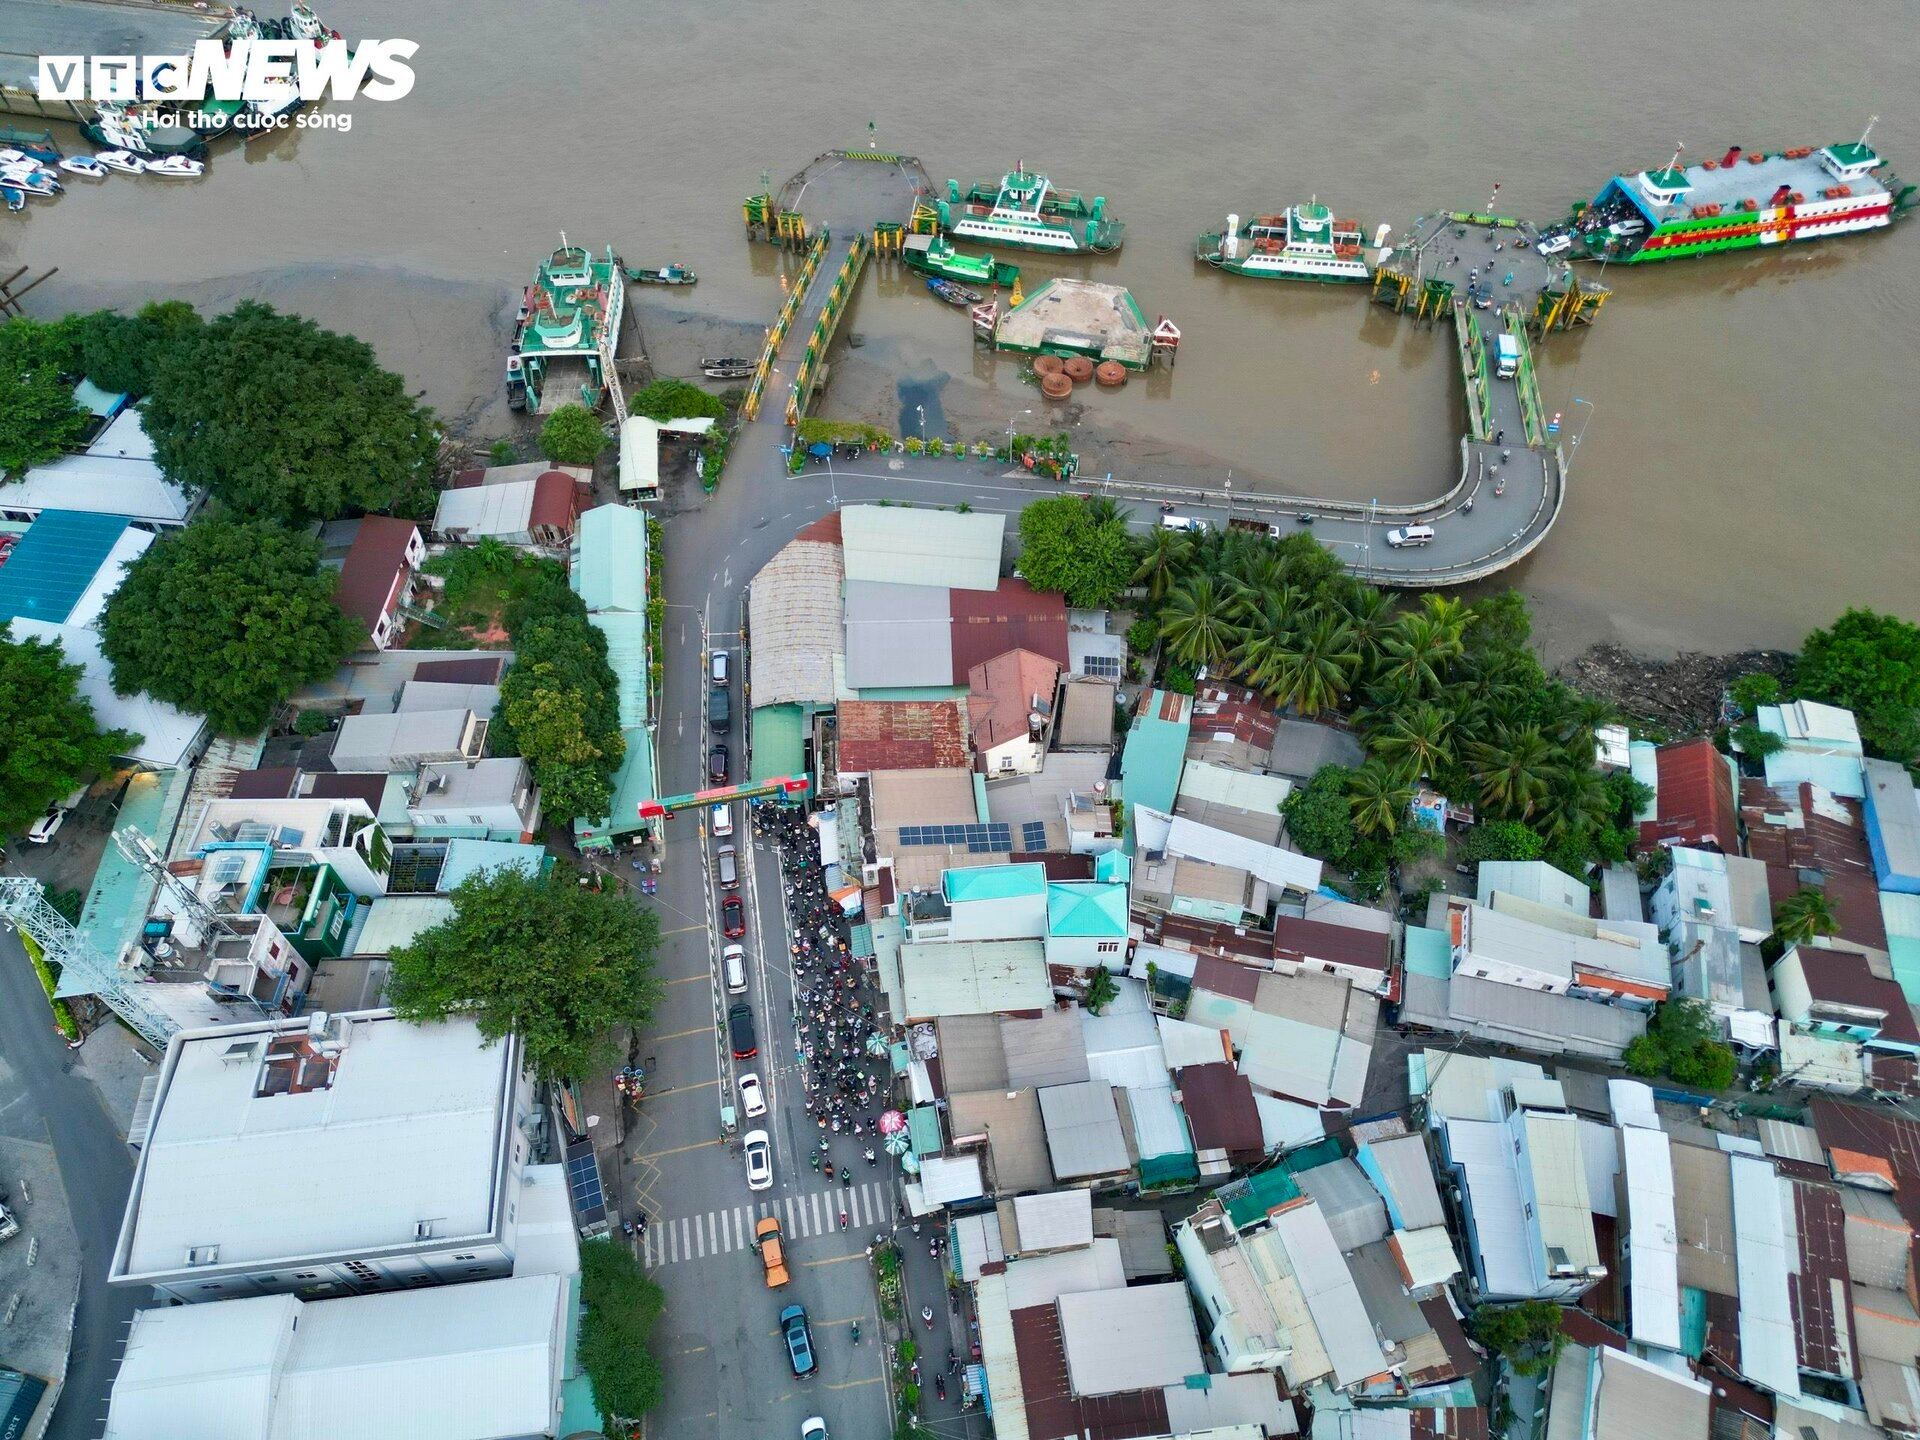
[1033,354,1065,377]
[1095,361,1127,387]
[1063,356,1095,383]
[1040,371,1073,400]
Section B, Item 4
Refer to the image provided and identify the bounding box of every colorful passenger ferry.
[936,165,1124,254]
[506,240,626,413]
[1195,202,1373,282]
[899,233,1019,289]
[1557,128,1912,264]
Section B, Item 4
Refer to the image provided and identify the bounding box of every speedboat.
[0,146,58,167]
[1,187,23,213]
[0,165,61,197]
[58,155,110,179]
[94,150,147,175]
[144,155,205,178]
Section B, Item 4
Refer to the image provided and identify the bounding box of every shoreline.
[26,261,1810,671]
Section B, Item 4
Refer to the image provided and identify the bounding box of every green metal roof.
[944,863,1047,904]
[570,504,647,614]
[908,1104,944,1157]
[589,609,650,728]
[1220,1167,1302,1229]
[71,377,125,418]
[0,509,132,625]
[1047,881,1128,937]
[1826,141,1877,166]
[573,724,655,843]
[1121,690,1191,850]
[1404,925,1453,979]
[1094,850,1132,884]
[749,704,807,786]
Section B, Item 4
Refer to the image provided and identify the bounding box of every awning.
[618,416,660,492]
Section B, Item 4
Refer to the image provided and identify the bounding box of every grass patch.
[21,934,80,1042]
[414,542,563,650]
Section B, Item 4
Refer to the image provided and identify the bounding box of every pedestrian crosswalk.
[641,1180,894,1268]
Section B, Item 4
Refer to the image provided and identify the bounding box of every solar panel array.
[565,1143,607,1224]
[896,822,1012,853]
[1081,655,1122,679]
[1020,821,1049,851]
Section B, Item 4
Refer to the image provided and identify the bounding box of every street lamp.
[1006,408,1032,459]
[1567,397,1596,476]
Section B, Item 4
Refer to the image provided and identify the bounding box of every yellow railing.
[743,231,829,421]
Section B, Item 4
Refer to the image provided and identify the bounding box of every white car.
[24,808,65,844]
[739,1072,767,1119]
[1536,233,1573,257]
[802,1420,828,1440]
[743,1128,772,1191]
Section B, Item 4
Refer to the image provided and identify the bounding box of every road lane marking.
[642,1080,719,1099]
[664,972,712,985]
[650,1025,719,1042]
[661,924,708,935]
[630,1138,721,1161]
[802,1253,865,1268]
[825,1377,884,1391]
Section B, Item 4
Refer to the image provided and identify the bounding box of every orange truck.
[756,1215,790,1287]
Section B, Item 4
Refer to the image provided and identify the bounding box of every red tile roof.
[528,469,582,534]
[949,578,1068,684]
[1789,1179,1854,1378]
[1741,780,1886,950]
[1010,1304,1170,1440]
[1271,915,1389,974]
[1641,738,1738,854]
[1178,1062,1263,1155]
[836,699,969,773]
[1188,682,1281,750]
[333,517,419,637]
[968,648,1061,758]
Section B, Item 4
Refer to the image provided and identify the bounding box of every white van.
[723,943,748,994]
[1386,525,1436,548]
[1160,514,1210,533]
[710,648,730,687]
[1495,334,1520,380]
[710,802,733,839]
[1535,233,1573,258]
[1605,219,1646,240]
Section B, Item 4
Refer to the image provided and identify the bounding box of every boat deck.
[995,278,1151,368]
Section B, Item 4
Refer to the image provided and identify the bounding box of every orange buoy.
[1094,361,1127,387]
[1063,356,1095,383]
[1033,354,1065,377]
[1040,371,1073,400]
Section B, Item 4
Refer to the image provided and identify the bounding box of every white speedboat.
[58,155,110,179]
[144,155,205,178]
[0,147,55,167]
[94,150,147,175]
[0,165,61,197]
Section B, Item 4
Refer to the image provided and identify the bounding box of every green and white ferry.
[1196,202,1375,282]
[899,233,1019,289]
[936,165,1124,254]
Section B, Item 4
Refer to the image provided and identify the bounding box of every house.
[1771,945,1920,1054]
[1398,967,1649,1061]
[936,864,1049,941]
[1755,699,1866,799]
[1176,759,1293,845]
[1741,779,1887,955]
[331,517,426,650]
[1445,895,1668,1003]
[101,1273,571,1440]
[432,467,582,546]
[1479,859,1592,917]
[1120,690,1191,847]
[1053,675,1117,753]
[899,940,1051,1019]
[1178,1062,1265,1173]
[1133,806,1322,926]
[0,407,204,531]
[0,509,152,628]
[1636,737,1739,854]
[1864,758,1920,896]
[1044,879,1129,974]
[949,577,1070,682]
[6,618,206,769]
[1271,914,1392,995]
[841,504,1006,592]
[1065,608,1126,682]
[405,757,541,841]
[1186,959,1376,1109]
[329,708,488,773]
[109,1011,537,1302]
[968,648,1061,776]
[1036,1080,1132,1187]
[1544,1342,1712,1440]
[1650,846,1773,944]
[835,699,970,779]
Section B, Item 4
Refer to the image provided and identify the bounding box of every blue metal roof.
[0,510,131,625]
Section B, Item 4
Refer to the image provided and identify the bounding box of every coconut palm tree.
[1419,593,1471,644]
[1132,529,1192,606]
[1266,613,1360,716]
[1373,702,1454,782]
[1349,761,1414,837]
[1771,888,1839,947]
[1377,614,1463,701]
[1538,763,1610,847]
[1159,576,1235,674]
[1337,582,1398,679]
[1467,725,1558,820]
[1082,495,1123,529]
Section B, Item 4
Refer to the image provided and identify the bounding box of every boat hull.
[1198,241,1373,283]
[947,218,1093,254]
[1604,198,1896,263]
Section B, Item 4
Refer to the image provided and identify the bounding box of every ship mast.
[1860,115,1879,147]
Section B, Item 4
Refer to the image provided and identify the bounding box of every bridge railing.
[742,230,829,421]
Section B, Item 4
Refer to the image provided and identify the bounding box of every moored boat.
[625,262,697,286]
[1,187,23,212]
[926,277,978,306]
[700,357,755,379]
[937,164,1124,254]
[899,232,1018,289]
[93,151,146,175]
[1196,202,1373,282]
[0,165,61,197]
[57,155,110,179]
[145,156,206,178]
[1561,127,1913,264]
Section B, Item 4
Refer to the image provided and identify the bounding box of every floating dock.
[989,279,1154,370]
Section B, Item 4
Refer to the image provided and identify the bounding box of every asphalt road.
[0,931,139,1440]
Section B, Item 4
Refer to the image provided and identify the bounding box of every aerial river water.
[4,0,1915,657]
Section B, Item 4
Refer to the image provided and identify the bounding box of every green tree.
[387,863,664,1082]
[1796,608,1920,760]
[78,300,202,398]
[1084,966,1120,1014]
[1348,761,1413,837]
[1263,614,1359,717]
[1461,819,1545,864]
[0,316,90,477]
[1470,1301,1568,1377]
[1377,614,1463,701]
[1732,723,1784,759]
[1771,887,1839,947]
[98,519,362,735]
[1158,576,1235,674]
[142,301,439,521]
[578,1238,666,1420]
[629,378,726,423]
[1626,998,1739,1092]
[539,403,611,465]
[1729,672,1781,714]
[1016,496,1136,609]
[1372,702,1454,781]
[1132,528,1192,605]
[1281,765,1357,868]
[1468,725,1558,820]
[0,627,135,837]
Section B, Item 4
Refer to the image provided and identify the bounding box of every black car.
[709,744,729,783]
[728,1002,757,1060]
[709,685,730,733]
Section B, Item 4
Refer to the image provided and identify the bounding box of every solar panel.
[1021,822,1048,851]
[564,1142,606,1223]
[1082,655,1122,679]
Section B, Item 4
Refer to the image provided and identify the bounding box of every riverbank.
[1555,645,1794,738]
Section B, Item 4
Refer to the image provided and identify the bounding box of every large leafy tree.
[1795,608,1920,761]
[493,574,626,824]
[1470,1301,1569,1377]
[141,301,439,522]
[0,627,135,837]
[628,378,725,423]
[387,863,664,1082]
[99,519,362,735]
[579,1240,666,1418]
[1624,998,1737,1091]
[1016,495,1136,609]
[538,403,611,466]
[78,300,203,398]
[1281,765,1358,868]
[0,315,90,477]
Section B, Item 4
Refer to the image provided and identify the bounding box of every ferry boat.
[1195,202,1372,282]
[899,233,1019,289]
[936,165,1124,254]
[1555,128,1913,264]
[506,240,626,412]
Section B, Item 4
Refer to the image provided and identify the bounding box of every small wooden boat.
[94,150,146,175]
[58,155,110,179]
[701,358,755,379]
[145,155,204,178]
[625,262,697,286]
[926,277,979,306]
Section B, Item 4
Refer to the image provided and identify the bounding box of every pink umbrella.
[878,1109,908,1136]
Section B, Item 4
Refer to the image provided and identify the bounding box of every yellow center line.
[825,1376,884,1391]
[802,1253,867,1268]
[661,924,709,935]
[645,1079,719,1099]
[676,1345,709,1356]
[631,1138,722,1161]
[813,1314,867,1326]
[665,972,713,985]
[647,1025,718,1042]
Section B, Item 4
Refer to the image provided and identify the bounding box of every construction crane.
[0,875,177,1051]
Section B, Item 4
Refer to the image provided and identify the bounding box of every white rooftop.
[1057,1282,1204,1396]
[1136,805,1322,893]
[1014,1189,1095,1252]
[9,618,205,768]
[115,1012,518,1282]
[5,408,203,526]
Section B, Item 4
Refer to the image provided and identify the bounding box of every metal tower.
[0,876,177,1051]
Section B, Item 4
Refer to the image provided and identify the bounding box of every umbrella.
[808,442,831,457]
[899,1151,921,1175]
[878,1108,907,1135]
[885,1129,912,1157]
[866,1032,891,1059]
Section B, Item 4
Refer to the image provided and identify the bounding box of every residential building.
[1053,674,1117,752]
[967,648,1060,776]
[109,1011,537,1302]
[1755,699,1866,799]
[1864,758,1920,896]
[1771,945,1920,1054]
[1651,847,1773,944]
[1636,737,1739,854]
[834,699,970,780]
[1044,879,1129,973]
[405,757,541,841]
[329,708,489,773]
[1271,914,1392,996]
[1065,607,1126,681]
[1479,860,1591,917]
[431,466,583,547]
[899,940,1051,1019]
[1445,895,1668,1004]
[570,503,656,850]
[1186,957,1376,1109]
[1036,1080,1132,1187]
[1133,806,1322,926]
[1120,690,1191,847]
[1398,966,1650,1061]
[331,517,426,651]
[843,579,955,691]
[841,504,1005,592]
[0,407,204,530]
[1178,1062,1265,1173]
[0,508,152,628]
[937,864,1049,941]
[101,1272,569,1440]
[1742,779,1887,956]
[1174,758,1292,844]
[1544,1342,1712,1440]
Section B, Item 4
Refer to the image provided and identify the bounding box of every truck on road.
[756,1215,790,1287]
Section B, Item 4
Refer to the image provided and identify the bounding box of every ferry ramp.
[0,0,224,95]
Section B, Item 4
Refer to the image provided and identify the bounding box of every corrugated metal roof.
[1865,758,1920,886]
[843,579,954,690]
[1037,1080,1130,1179]
[748,538,843,706]
[948,1087,1052,1194]
[1178,759,1293,816]
[1012,1190,1094,1252]
[352,896,454,955]
[1758,1117,1825,1166]
[0,509,135,625]
[1142,808,1323,893]
[1272,1201,1388,1387]
[1002,1010,1089,1088]
[1621,1125,1681,1350]
[953,1209,1006,1280]
[1057,1283,1204,1396]
[1297,1160,1390,1252]
[10,618,205,768]
[901,940,1050,1018]
[1354,1133,1446,1232]
[1526,1111,1600,1272]
[569,504,646,613]
[1000,1237,1127,1311]
[1479,861,1590,916]
[836,698,969,771]
[1404,925,1453,979]
[1730,1153,1801,1397]
[1121,692,1193,840]
[919,1152,986,1205]
[1442,1118,1534,1298]
[1126,1083,1192,1161]
[840,505,1005,592]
